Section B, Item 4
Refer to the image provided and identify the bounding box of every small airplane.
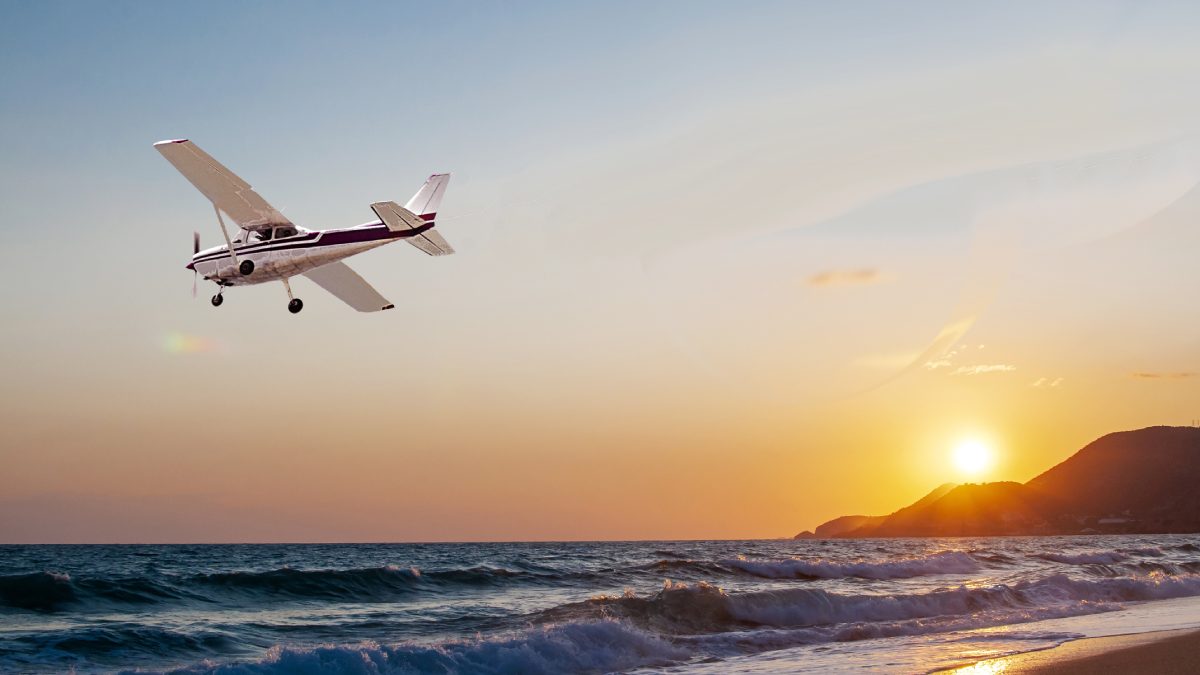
[154,139,454,313]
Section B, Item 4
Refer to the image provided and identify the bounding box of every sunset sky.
[2,1,1199,542]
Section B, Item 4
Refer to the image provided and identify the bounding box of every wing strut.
[213,204,240,266]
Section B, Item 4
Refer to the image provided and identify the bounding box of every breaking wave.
[537,569,1200,636]
[137,567,1200,674]
[1122,546,1166,557]
[154,621,688,675]
[8,537,1200,673]
[1035,551,1128,565]
[721,550,980,580]
[629,550,984,582]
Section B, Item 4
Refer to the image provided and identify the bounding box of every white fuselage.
[188,221,412,285]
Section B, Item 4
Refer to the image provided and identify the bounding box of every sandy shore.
[939,628,1200,674]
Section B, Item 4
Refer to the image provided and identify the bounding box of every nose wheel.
[211,293,223,307]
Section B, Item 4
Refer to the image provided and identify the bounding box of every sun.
[951,439,995,477]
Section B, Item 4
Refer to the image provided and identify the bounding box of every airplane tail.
[370,173,454,256]
[404,173,449,223]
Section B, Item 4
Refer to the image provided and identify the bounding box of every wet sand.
[939,628,1200,674]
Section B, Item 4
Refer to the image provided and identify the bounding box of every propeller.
[191,231,199,299]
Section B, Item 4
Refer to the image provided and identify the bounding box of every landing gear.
[282,277,302,314]
[239,259,254,276]
[211,293,223,307]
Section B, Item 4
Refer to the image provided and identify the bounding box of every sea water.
[3,536,1200,673]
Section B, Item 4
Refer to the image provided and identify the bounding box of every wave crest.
[0,572,75,611]
[722,550,979,580]
[0,572,188,611]
[1036,551,1128,565]
[156,620,687,675]
[545,570,1200,634]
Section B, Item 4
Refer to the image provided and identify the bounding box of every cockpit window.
[254,229,273,242]
[275,227,297,239]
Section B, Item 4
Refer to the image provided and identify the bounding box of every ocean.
[4,536,1200,674]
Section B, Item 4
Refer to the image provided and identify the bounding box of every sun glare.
[952,439,995,477]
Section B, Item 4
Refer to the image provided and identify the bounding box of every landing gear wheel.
[288,298,303,314]
[239,260,255,276]
[211,294,224,307]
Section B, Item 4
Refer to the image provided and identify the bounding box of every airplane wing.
[154,139,292,231]
[303,261,394,312]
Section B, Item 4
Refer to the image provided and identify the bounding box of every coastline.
[8,539,1200,674]
[940,628,1200,674]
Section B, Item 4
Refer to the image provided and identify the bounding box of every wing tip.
[153,138,189,147]
[382,304,395,311]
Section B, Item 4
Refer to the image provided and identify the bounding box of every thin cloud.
[1131,372,1197,380]
[806,268,886,288]
[1032,377,1064,388]
[924,347,963,370]
[953,364,1015,375]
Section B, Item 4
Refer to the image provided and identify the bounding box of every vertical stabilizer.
[404,173,450,221]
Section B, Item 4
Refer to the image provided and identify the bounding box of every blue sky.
[2,1,1199,542]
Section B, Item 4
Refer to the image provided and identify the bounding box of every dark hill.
[796,483,955,539]
[798,426,1200,538]
[1026,426,1200,529]
[855,482,1061,537]
[810,515,881,538]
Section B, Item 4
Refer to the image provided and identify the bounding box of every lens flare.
[163,333,218,354]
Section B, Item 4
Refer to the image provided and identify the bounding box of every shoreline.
[939,628,1200,674]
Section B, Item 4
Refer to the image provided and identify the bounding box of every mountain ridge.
[796,426,1200,538]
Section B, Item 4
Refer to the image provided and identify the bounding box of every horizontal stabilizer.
[406,228,454,256]
[371,200,454,256]
[371,201,426,232]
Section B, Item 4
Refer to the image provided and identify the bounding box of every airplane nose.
[185,261,195,271]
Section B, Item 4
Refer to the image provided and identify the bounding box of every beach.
[944,628,1200,674]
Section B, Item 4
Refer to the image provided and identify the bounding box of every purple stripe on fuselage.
[189,223,434,265]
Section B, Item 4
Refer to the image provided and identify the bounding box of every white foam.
[158,620,687,675]
[1036,551,1128,565]
[722,550,979,580]
[605,570,1200,631]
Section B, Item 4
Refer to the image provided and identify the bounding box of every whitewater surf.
[4,537,1200,673]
